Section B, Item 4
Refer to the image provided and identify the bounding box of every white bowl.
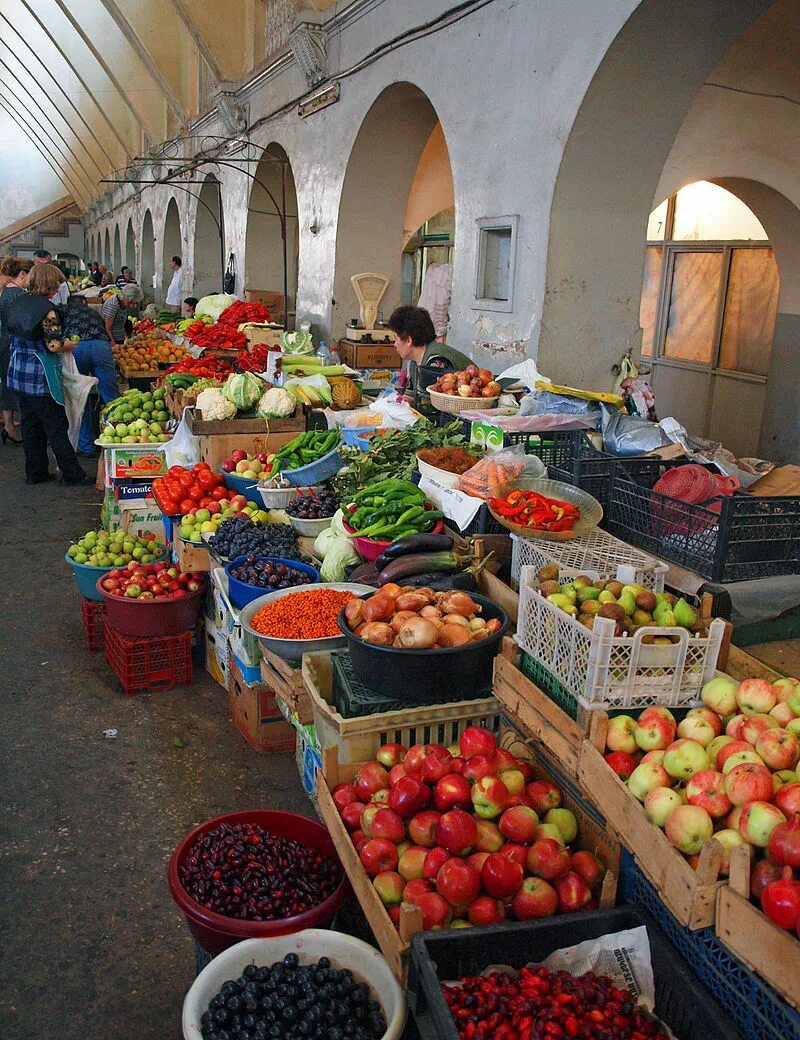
[416,452,476,489]
[182,931,406,1040]
[288,513,335,537]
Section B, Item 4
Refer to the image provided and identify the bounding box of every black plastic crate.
[620,852,800,1040]
[606,463,800,582]
[408,906,741,1040]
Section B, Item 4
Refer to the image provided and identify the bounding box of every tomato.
[193,462,211,473]
[178,472,194,489]
[180,498,195,514]
[161,498,180,516]
[169,465,187,478]
[188,483,204,501]
[197,470,218,491]
[199,497,213,508]
[211,485,227,501]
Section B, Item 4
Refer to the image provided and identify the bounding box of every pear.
[540,580,561,597]
[579,614,597,631]
[635,589,658,614]
[618,591,636,617]
[657,609,677,627]
[576,586,601,604]
[573,575,594,588]
[547,594,578,615]
[621,584,645,599]
[604,580,624,598]
[598,601,626,623]
[653,600,672,624]
[632,609,654,626]
[598,590,618,604]
[581,599,602,616]
[593,579,606,590]
[654,592,667,606]
[560,582,577,597]
[538,563,559,583]
[673,598,697,630]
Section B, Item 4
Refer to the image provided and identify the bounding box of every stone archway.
[245,143,298,327]
[141,209,155,295]
[113,225,122,274]
[161,198,182,302]
[125,219,135,271]
[193,175,224,299]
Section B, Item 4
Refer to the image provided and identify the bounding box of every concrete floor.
[0,446,310,1039]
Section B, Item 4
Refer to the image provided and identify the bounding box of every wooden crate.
[723,643,786,683]
[317,736,619,983]
[198,430,302,471]
[187,406,305,437]
[492,639,606,780]
[173,535,210,572]
[259,646,313,725]
[577,741,723,928]
[474,534,519,625]
[715,844,800,1009]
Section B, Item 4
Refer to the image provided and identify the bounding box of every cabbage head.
[319,536,361,581]
[222,372,264,410]
[195,294,237,321]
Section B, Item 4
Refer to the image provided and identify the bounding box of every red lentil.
[251,588,355,640]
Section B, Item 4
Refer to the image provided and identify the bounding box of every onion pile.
[344,586,502,649]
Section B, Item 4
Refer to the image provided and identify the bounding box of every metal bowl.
[488,477,603,541]
[239,582,376,662]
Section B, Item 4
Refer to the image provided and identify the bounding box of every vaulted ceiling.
[0,0,266,211]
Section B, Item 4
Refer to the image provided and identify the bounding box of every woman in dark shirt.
[0,256,33,444]
[63,296,120,456]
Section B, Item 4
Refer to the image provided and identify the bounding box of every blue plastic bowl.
[283,445,343,487]
[224,556,320,610]
[65,548,169,601]
[341,426,378,449]
[219,467,259,500]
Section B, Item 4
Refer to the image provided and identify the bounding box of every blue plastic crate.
[620,851,800,1040]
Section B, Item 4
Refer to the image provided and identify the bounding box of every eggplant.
[403,571,478,591]
[378,551,461,585]
[374,533,454,570]
[348,562,382,585]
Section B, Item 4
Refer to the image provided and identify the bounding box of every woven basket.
[427,388,499,413]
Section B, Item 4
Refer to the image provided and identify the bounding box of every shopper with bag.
[5,264,87,485]
[63,296,119,456]
[0,256,33,445]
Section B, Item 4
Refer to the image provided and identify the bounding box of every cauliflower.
[196,388,236,421]
[257,386,296,419]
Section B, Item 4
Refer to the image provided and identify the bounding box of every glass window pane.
[647,200,668,241]
[639,247,663,356]
[719,247,779,377]
[673,181,768,241]
[663,251,723,364]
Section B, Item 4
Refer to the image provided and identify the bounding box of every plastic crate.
[620,852,800,1040]
[520,648,580,720]
[510,528,668,590]
[81,596,106,652]
[515,564,724,711]
[303,651,499,765]
[103,622,192,696]
[407,906,740,1040]
[606,462,800,582]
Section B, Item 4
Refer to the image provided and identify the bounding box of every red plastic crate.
[104,622,192,697]
[81,597,106,652]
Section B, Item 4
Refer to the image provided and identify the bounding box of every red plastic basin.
[343,505,444,562]
[96,577,206,636]
[167,809,348,956]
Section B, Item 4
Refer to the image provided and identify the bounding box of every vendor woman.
[387,305,472,396]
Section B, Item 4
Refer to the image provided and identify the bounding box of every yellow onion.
[390,610,418,634]
[442,613,471,629]
[485,618,502,634]
[440,591,482,617]
[363,593,395,623]
[379,582,404,599]
[437,623,473,647]
[419,604,443,624]
[345,599,365,629]
[360,622,394,645]
[397,617,439,649]
[469,617,487,630]
[395,592,430,613]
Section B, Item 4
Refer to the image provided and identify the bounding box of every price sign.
[470,421,504,452]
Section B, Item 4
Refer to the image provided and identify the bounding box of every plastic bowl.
[338,592,509,702]
[66,549,169,601]
[343,506,445,562]
[283,445,343,487]
[224,555,320,610]
[288,513,334,538]
[488,477,603,541]
[415,452,479,490]
[218,466,259,499]
[168,810,349,957]
[183,931,406,1040]
[255,483,301,510]
[239,582,377,662]
[96,577,206,635]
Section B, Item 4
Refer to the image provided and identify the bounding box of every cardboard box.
[122,505,166,541]
[204,620,229,689]
[244,326,283,349]
[198,431,301,471]
[103,445,168,480]
[113,477,154,502]
[211,570,262,669]
[338,338,401,370]
[228,657,295,753]
[746,464,800,497]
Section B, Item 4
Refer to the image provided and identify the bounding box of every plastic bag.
[163,412,200,469]
[520,388,601,419]
[600,403,669,457]
[60,351,97,449]
[456,445,544,499]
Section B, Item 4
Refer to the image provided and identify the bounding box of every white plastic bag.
[60,351,97,449]
[163,412,200,469]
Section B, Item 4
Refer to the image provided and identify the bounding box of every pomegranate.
[767,815,800,868]
[761,867,800,930]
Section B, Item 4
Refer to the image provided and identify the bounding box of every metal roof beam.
[97,0,186,124]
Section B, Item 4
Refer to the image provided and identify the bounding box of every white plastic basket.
[515,565,724,711]
[511,530,668,592]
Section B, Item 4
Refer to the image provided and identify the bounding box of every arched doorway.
[113,225,122,274]
[193,175,224,299]
[539,0,774,390]
[141,209,155,295]
[334,83,454,342]
[638,181,780,457]
[161,198,182,302]
[245,143,298,328]
[125,219,135,272]
[103,228,111,269]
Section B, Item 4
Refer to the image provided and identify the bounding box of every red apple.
[388,775,430,819]
[408,810,441,848]
[463,754,498,783]
[434,773,472,813]
[685,770,732,819]
[480,852,524,898]
[665,804,714,855]
[388,763,407,786]
[373,870,404,906]
[459,725,497,759]
[604,751,638,781]
[755,729,800,771]
[634,715,675,752]
[685,706,723,736]
[737,678,777,716]
[376,742,406,769]
[474,819,504,853]
[739,801,787,847]
[500,843,528,868]
[605,715,637,754]
[569,850,603,888]
[421,747,454,784]
[435,858,480,909]
[471,775,510,819]
[506,793,537,809]
[468,895,506,927]
[724,763,774,807]
[526,838,570,880]
[370,808,405,843]
[448,756,467,775]
[766,816,800,868]
[359,803,383,837]
[554,870,592,913]
[351,829,369,854]
[354,761,390,801]
[775,783,800,816]
[359,838,398,875]
[398,845,429,881]
[435,809,478,856]
[414,892,452,930]
[370,789,390,805]
[742,714,780,746]
[512,876,558,919]
[498,805,539,844]
[402,878,433,904]
[717,740,754,770]
[499,769,526,795]
[494,748,520,772]
[467,851,490,874]
[340,802,365,832]
[525,780,561,814]
[423,846,452,880]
